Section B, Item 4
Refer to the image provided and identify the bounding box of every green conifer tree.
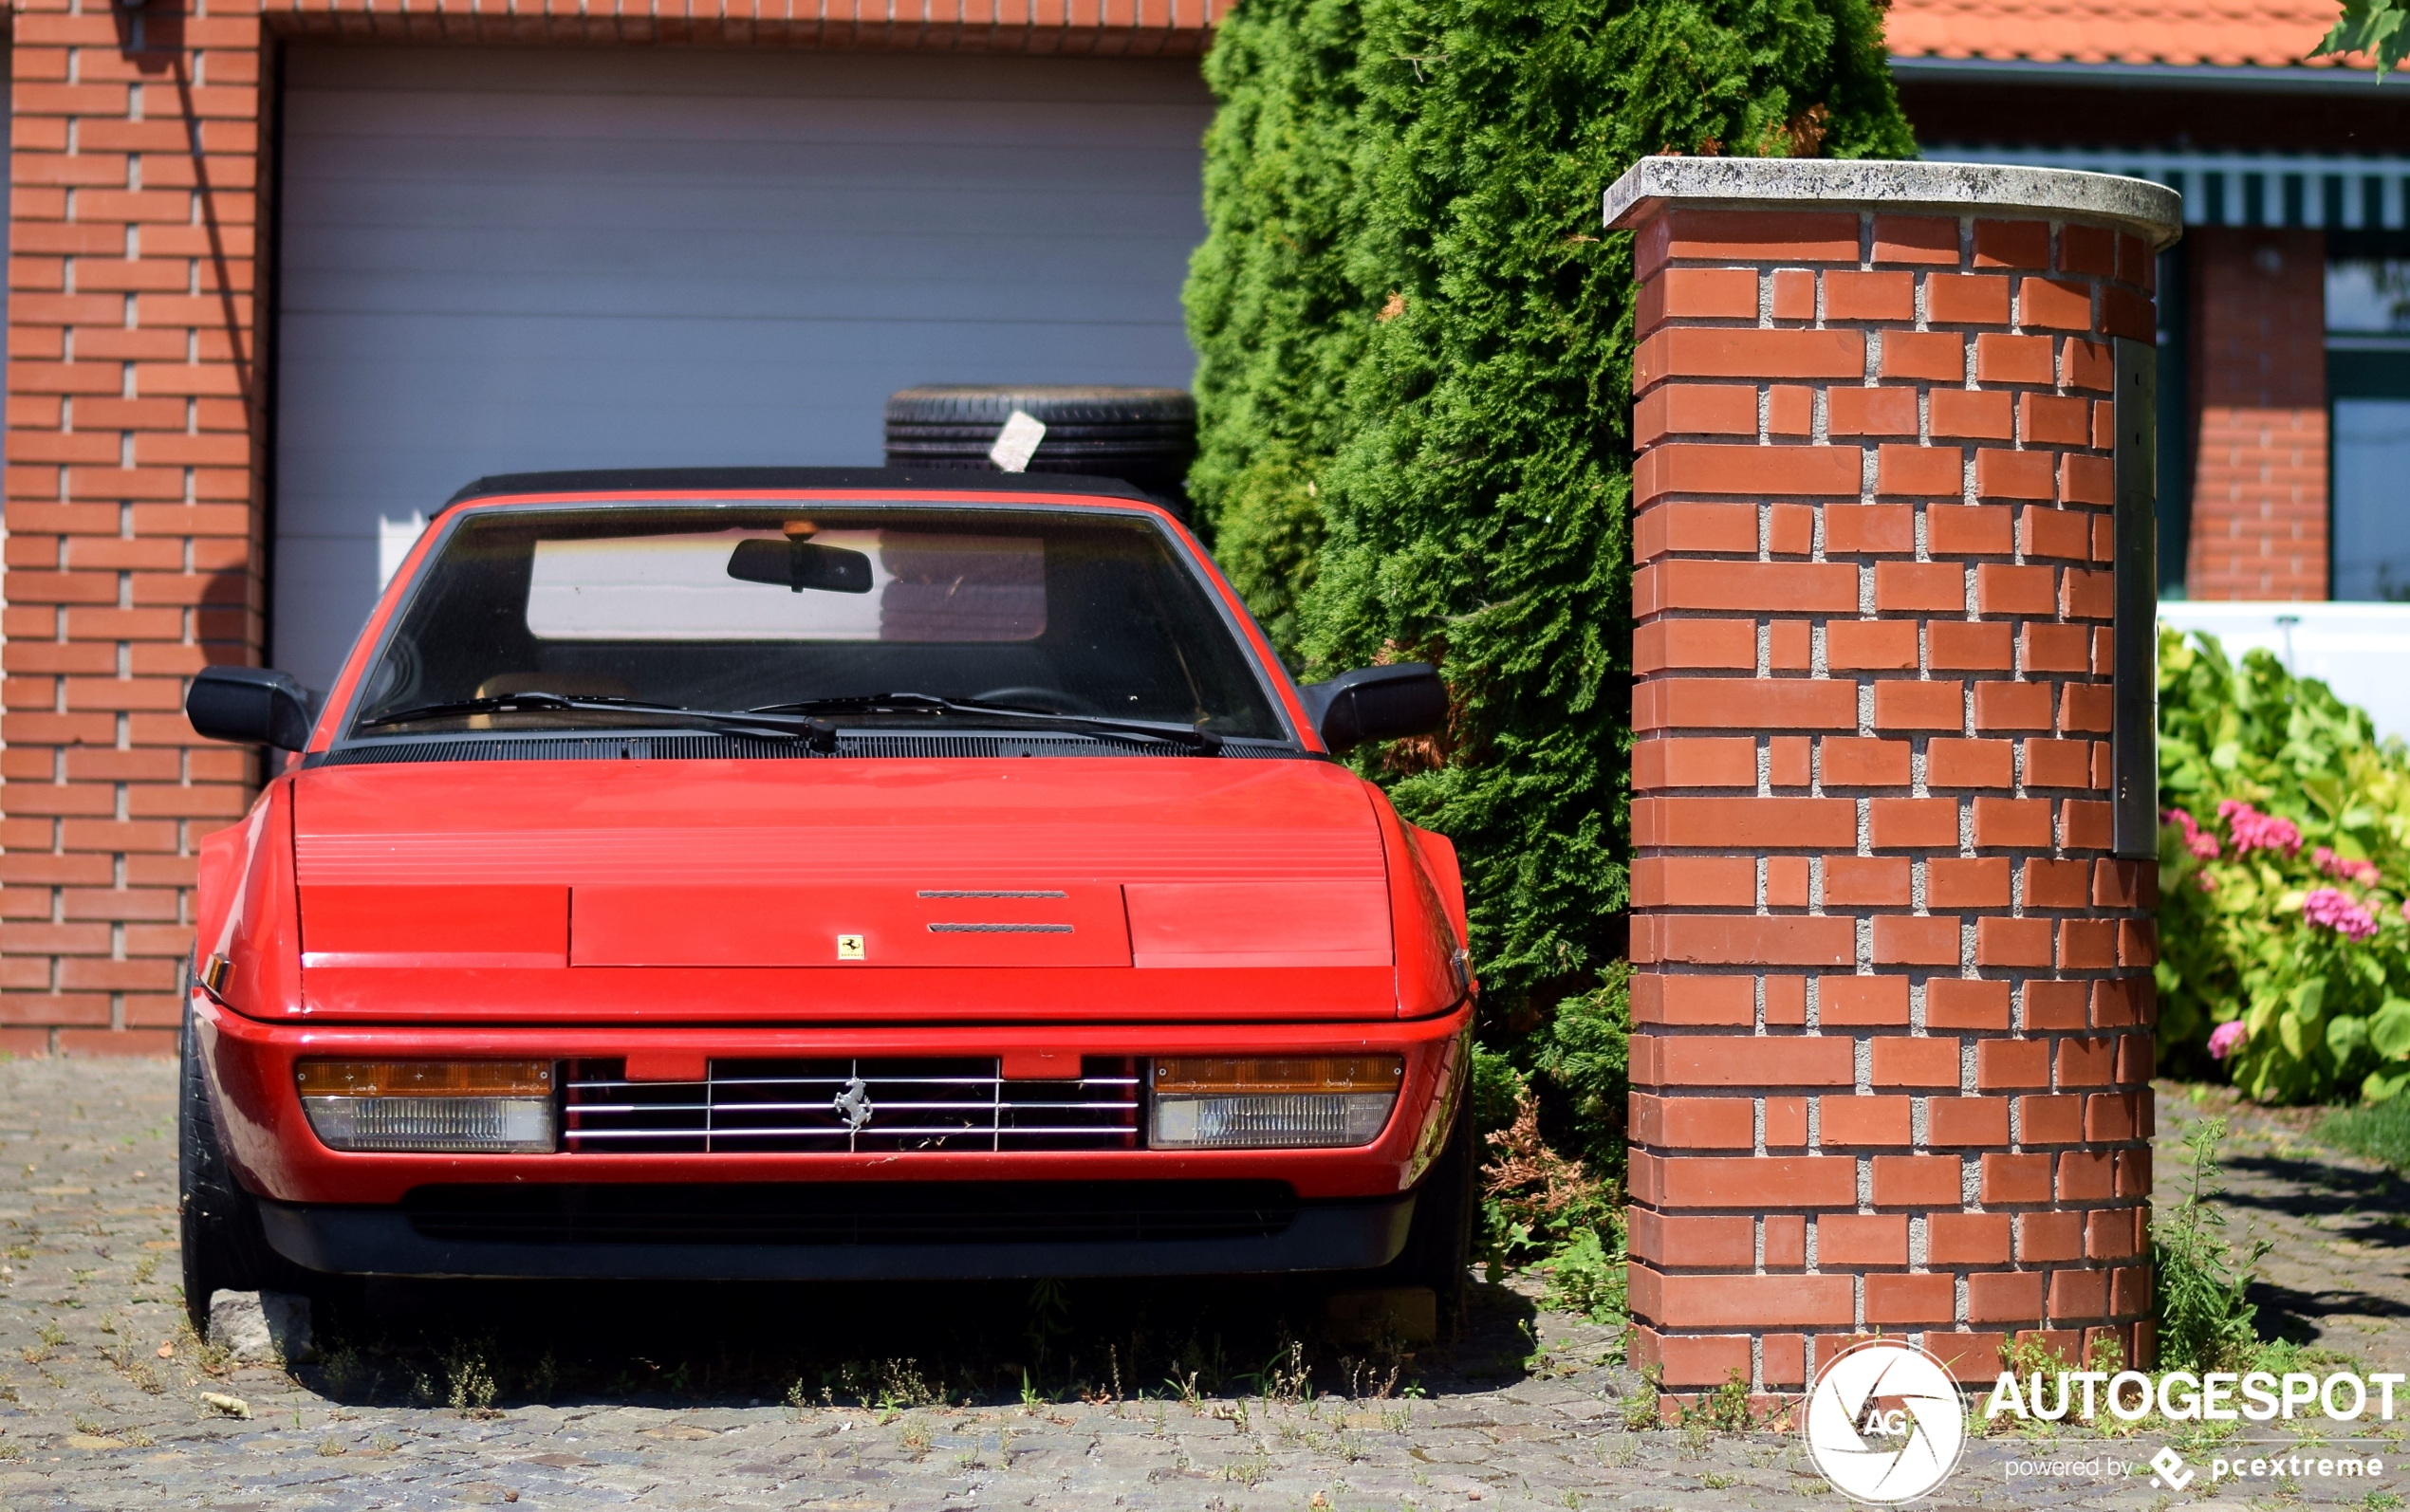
[1184,0,1370,661]
[1187,0,1914,1172]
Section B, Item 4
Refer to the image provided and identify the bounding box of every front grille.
[563,1057,1141,1154]
[400,1180,1300,1245]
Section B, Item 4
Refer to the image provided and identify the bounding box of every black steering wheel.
[971,686,1105,716]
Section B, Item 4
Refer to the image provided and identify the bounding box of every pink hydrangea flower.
[2164,807,2220,861]
[2208,1021,2249,1060]
[2305,886,2379,940]
[2220,800,2303,858]
[2315,846,2381,887]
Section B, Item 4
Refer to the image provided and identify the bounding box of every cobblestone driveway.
[0,1059,2400,1510]
[2155,1084,2410,1371]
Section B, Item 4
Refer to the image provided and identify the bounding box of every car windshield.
[344,502,1289,743]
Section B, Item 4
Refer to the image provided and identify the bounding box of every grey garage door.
[272,44,1213,691]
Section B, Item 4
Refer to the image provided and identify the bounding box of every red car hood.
[257,757,1455,1024]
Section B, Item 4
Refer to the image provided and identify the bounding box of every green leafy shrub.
[1468,1041,1529,1140]
[1531,965,1632,1179]
[1479,1079,1622,1265]
[2158,627,2410,1101]
[1469,982,1631,1309]
[1536,1225,1627,1324]
[2151,1117,2270,1374]
[1466,1036,1630,1323]
[1186,0,1913,1188]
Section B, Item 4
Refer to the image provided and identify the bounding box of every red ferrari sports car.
[179,469,1474,1326]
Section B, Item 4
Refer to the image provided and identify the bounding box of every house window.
[2329,255,2410,600]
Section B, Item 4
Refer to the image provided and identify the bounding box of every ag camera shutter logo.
[1804,1339,1969,1503]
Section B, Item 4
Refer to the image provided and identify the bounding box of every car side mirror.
[1297,664,1448,754]
[187,666,317,750]
[727,537,874,594]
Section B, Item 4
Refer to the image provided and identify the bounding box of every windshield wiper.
[357,691,836,750]
[751,692,1224,753]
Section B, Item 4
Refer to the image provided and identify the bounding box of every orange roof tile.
[1883,0,2366,70]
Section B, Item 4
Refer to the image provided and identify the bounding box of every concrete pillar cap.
[1604,156,2183,250]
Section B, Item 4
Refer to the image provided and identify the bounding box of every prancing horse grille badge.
[833,1076,873,1132]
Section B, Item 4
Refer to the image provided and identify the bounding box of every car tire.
[881,385,1196,507]
[178,998,294,1333]
[1375,1095,1477,1337]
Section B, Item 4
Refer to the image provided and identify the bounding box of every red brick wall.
[2184,227,2327,600]
[0,0,1211,1057]
[2,0,269,1057]
[1624,205,2160,1396]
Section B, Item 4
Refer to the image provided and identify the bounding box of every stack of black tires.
[882,386,1196,514]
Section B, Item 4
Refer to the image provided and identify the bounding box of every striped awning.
[1930,146,2410,230]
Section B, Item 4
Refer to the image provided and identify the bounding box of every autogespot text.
[1986,1369,2409,1423]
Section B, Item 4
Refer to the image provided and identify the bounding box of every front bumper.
[258,1184,1418,1281]
[195,996,1473,1206]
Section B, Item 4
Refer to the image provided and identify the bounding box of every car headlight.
[297,1060,557,1153]
[1148,1056,1402,1149]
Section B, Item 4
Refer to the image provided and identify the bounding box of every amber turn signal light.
[296,1060,557,1153]
[1150,1057,1403,1094]
[1147,1056,1402,1149]
[297,1060,555,1097]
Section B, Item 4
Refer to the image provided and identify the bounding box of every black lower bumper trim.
[401,1178,1306,1247]
[257,1184,1416,1282]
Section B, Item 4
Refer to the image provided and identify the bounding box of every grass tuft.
[2153,1116,2271,1375]
[2323,1097,2410,1171]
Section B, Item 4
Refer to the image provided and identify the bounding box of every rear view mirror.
[187,667,316,750]
[1297,663,1448,753]
[727,538,874,594]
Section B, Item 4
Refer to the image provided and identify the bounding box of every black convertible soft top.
[441,467,1162,511]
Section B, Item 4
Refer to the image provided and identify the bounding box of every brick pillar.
[0,0,268,1055]
[2184,227,2327,601]
[1604,159,2174,1401]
